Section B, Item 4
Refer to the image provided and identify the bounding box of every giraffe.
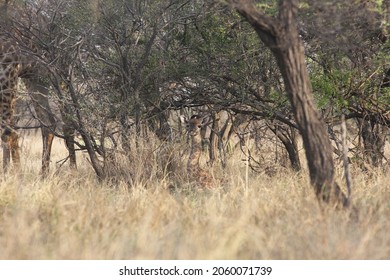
[0,0,75,176]
[0,36,77,175]
[0,38,23,171]
[0,0,76,175]
[181,114,215,189]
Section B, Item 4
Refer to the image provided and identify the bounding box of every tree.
[231,0,349,206]
[301,0,389,169]
[160,2,302,170]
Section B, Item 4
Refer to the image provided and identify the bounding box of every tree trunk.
[233,0,348,206]
[273,37,343,202]
[268,123,301,171]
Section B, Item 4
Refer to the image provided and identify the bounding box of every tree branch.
[231,0,280,48]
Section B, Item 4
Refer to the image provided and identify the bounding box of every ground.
[0,132,389,259]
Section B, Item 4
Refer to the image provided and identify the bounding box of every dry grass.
[0,133,389,260]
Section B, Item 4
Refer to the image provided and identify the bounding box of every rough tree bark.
[232,0,348,206]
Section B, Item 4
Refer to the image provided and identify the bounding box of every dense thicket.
[0,0,388,205]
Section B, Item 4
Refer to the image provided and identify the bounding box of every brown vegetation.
[0,0,389,260]
[0,134,388,259]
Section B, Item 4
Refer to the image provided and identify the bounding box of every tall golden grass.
[0,133,389,259]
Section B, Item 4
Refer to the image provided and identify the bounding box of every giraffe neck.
[0,41,21,170]
[0,43,19,125]
[187,133,202,175]
[0,35,56,175]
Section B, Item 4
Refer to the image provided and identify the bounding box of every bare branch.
[230,0,280,47]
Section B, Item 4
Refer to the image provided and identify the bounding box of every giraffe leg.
[9,131,20,169]
[2,138,11,172]
[1,96,18,172]
[41,128,54,177]
[1,129,19,172]
[63,125,77,169]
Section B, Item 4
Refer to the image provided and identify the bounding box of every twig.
[245,131,250,195]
